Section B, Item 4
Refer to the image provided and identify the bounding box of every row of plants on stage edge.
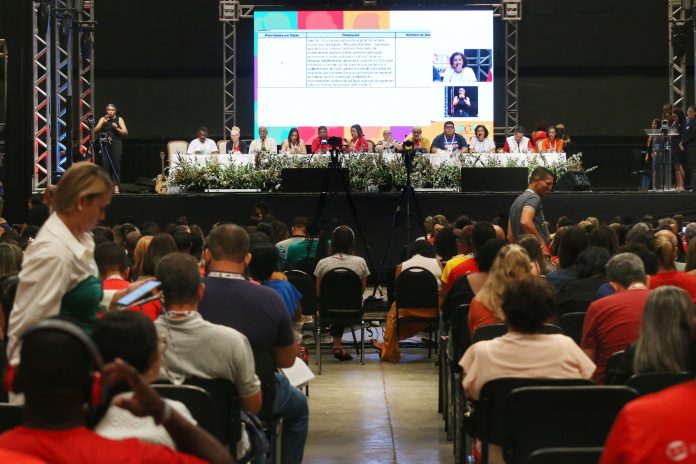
[166,152,595,193]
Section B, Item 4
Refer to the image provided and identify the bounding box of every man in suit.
[680,105,696,190]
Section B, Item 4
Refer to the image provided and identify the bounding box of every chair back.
[252,349,277,421]
[285,269,317,316]
[626,371,694,396]
[472,323,507,344]
[604,350,626,385]
[502,385,638,464]
[186,377,242,445]
[367,140,375,152]
[559,312,586,345]
[319,267,364,323]
[217,140,227,154]
[152,384,217,438]
[167,140,189,164]
[525,447,604,464]
[395,266,439,310]
[293,256,319,277]
[475,378,594,447]
[450,304,471,361]
[0,404,21,433]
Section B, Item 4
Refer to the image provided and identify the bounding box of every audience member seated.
[286,220,322,270]
[556,246,610,316]
[136,233,177,320]
[601,318,696,463]
[276,216,308,265]
[517,234,547,276]
[434,226,459,264]
[374,240,443,362]
[186,126,218,155]
[468,244,532,336]
[590,225,619,256]
[649,232,696,301]
[314,225,369,361]
[0,319,233,463]
[198,224,308,464]
[0,243,22,341]
[154,253,262,459]
[440,225,474,290]
[547,225,590,289]
[95,242,130,293]
[581,252,650,384]
[249,243,303,343]
[444,222,496,294]
[460,275,595,464]
[92,311,196,449]
[131,235,153,281]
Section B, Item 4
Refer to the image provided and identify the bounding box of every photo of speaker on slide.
[433,49,493,83]
[445,86,478,118]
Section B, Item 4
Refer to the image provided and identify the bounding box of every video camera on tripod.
[324,136,345,167]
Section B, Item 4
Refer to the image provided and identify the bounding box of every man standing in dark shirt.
[507,166,555,251]
[198,224,308,464]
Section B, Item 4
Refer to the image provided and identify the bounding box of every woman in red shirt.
[348,124,369,153]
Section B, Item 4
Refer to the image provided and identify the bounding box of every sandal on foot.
[371,339,383,352]
[333,349,353,361]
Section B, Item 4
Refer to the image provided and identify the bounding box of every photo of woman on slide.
[442,52,477,82]
[445,86,478,118]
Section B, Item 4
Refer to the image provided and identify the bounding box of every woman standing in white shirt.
[468,125,496,153]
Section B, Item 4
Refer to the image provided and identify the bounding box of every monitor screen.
[254,10,494,148]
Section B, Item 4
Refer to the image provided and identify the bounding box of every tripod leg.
[370,186,409,298]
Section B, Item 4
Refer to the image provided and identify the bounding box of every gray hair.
[633,286,694,373]
[685,222,696,242]
[156,253,201,306]
[606,252,646,288]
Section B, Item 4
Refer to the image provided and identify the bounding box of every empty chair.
[559,312,586,345]
[167,140,189,164]
[525,447,604,464]
[152,384,217,438]
[394,266,440,358]
[217,140,228,155]
[625,371,694,396]
[316,267,365,373]
[502,385,638,464]
[469,377,594,464]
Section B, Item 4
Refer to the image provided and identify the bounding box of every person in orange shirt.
[539,125,564,153]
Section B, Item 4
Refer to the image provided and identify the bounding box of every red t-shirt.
[102,278,130,292]
[468,297,500,337]
[444,258,480,295]
[601,380,696,463]
[311,138,327,154]
[350,137,369,153]
[581,289,650,384]
[649,270,696,302]
[0,426,205,464]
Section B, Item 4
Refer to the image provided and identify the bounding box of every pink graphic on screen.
[298,11,343,29]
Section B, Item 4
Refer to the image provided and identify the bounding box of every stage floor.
[109,190,694,270]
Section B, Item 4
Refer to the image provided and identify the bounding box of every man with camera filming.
[94,104,128,193]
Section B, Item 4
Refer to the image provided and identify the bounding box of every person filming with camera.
[94,104,128,193]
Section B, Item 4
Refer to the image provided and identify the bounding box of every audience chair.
[284,270,318,318]
[502,385,638,464]
[0,404,21,434]
[167,140,189,164]
[559,312,586,346]
[292,256,319,278]
[252,349,283,464]
[217,140,227,154]
[625,371,694,396]
[468,377,594,464]
[316,267,365,374]
[394,266,440,358]
[152,384,218,438]
[448,304,471,458]
[604,350,627,385]
[471,324,507,344]
[525,447,604,464]
[186,377,242,447]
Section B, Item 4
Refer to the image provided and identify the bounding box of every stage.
[108,190,693,271]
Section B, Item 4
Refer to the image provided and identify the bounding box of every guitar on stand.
[155,151,168,194]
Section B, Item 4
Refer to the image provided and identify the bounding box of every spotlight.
[672,23,688,65]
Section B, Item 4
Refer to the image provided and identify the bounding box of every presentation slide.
[254,10,494,149]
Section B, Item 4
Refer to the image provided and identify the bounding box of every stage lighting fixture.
[37,0,50,36]
[502,0,522,21]
[219,0,240,21]
[672,23,688,65]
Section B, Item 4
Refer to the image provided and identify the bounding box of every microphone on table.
[309,139,328,163]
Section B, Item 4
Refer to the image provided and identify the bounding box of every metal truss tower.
[220,1,254,137]
[668,0,688,108]
[502,0,521,135]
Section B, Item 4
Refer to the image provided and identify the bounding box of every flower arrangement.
[167,152,594,192]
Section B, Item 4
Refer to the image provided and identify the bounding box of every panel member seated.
[248,126,278,156]
[186,126,219,155]
[403,126,431,153]
[348,124,369,153]
[503,126,535,153]
[468,124,496,153]
[311,126,330,154]
[375,129,402,153]
[225,126,248,154]
[281,128,307,154]
[431,121,469,154]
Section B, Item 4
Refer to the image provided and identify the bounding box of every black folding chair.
[253,349,282,464]
[284,269,318,317]
[471,324,507,344]
[604,350,627,385]
[559,312,586,346]
[186,377,242,446]
[152,384,218,438]
[317,267,365,373]
[448,304,471,460]
[626,371,694,396]
[0,403,21,433]
[394,266,440,358]
[502,385,638,464]
[470,377,594,464]
[525,447,604,464]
